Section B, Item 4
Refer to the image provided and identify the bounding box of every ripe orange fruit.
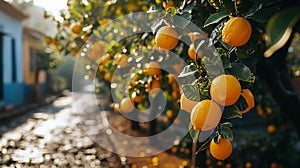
[225,163,232,168]
[256,105,264,116]
[155,26,178,50]
[210,136,232,160]
[44,37,52,45]
[188,32,205,43]
[270,162,278,168]
[190,99,222,131]
[104,72,111,81]
[180,93,198,113]
[71,24,82,34]
[265,107,273,115]
[222,17,252,46]
[267,124,276,134]
[99,54,111,64]
[150,79,161,93]
[187,43,203,60]
[120,97,135,113]
[116,53,128,67]
[163,1,176,9]
[210,75,241,106]
[166,110,174,118]
[245,162,252,168]
[145,61,161,76]
[240,89,255,114]
[93,41,106,55]
[167,74,176,84]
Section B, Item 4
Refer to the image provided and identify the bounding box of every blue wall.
[0,5,25,107]
[3,83,24,106]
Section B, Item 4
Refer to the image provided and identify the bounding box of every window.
[11,38,16,82]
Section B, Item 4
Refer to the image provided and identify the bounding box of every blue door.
[0,32,3,102]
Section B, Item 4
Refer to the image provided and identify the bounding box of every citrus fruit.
[187,43,203,60]
[210,74,241,106]
[190,99,222,131]
[120,97,135,113]
[167,74,176,84]
[180,93,198,113]
[267,124,276,134]
[71,24,82,34]
[245,162,252,168]
[210,136,232,160]
[163,1,176,9]
[99,54,111,64]
[150,79,161,93]
[93,41,106,54]
[240,89,255,114]
[116,53,128,67]
[188,32,205,43]
[222,17,252,46]
[155,26,178,50]
[145,61,161,76]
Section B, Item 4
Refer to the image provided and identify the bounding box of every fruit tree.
[45,0,300,167]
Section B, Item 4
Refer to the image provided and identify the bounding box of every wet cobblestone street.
[0,95,122,168]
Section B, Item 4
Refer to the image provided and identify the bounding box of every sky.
[33,0,68,17]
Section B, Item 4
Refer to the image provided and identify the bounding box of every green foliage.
[46,0,300,166]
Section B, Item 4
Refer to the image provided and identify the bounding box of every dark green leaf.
[234,0,252,14]
[195,138,211,154]
[226,63,252,82]
[204,12,228,28]
[222,105,242,119]
[174,12,191,29]
[220,122,233,127]
[182,84,202,101]
[178,64,198,84]
[250,5,279,23]
[264,6,300,57]
[151,19,164,34]
[189,122,200,140]
[220,126,233,141]
[244,0,280,17]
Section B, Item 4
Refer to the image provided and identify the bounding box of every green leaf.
[182,84,202,101]
[226,63,252,82]
[234,0,252,14]
[174,12,191,29]
[189,122,200,140]
[264,6,300,57]
[195,138,211,154]
[222,105,242,119]
[166,7,177,15]
[220,122,233,127]
[204,12,228,28]
[70,8,82,18]
[178,64,198,84]
[220,126,233,141]
[151,19,164,34]
[250,5,279,23]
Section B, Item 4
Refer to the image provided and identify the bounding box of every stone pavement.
[0,94,123,168]
[0,88,190,168]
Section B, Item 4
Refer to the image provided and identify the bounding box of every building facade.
[0,0,46,109]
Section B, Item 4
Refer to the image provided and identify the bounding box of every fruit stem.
[190,130,200,168]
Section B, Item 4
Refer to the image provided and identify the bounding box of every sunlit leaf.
[195,138,211,154]
[264,6,300,57]
[182,84,202,101]
[220,126,233,141]
[189,122,200,140]
[204,12,228,28]
[226,63,252,82]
